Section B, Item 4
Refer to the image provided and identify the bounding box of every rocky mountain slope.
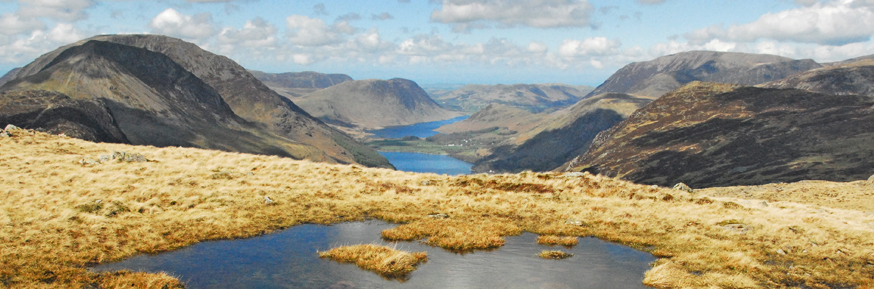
[588,51,821,98]
[296,78,461,129]
[429,83,594,113]
[0,34,391,168]
[564,82,874,188]
[0,89,128,143]
[0,67,20,87]
[759,59,874,97]
[471,93,653,173]
[249,70,352,99]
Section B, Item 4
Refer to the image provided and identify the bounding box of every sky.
[2,0,874,86]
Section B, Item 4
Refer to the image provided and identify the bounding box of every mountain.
[759,59,874,97]
[471,93,653,173]
[249,70,352,99]
[296,78,462,129]
[435,103,542,135]
[0,67,20,87]
[588,51,822,98]
[428,83,594,113]
[0,34,392,168]
[0,89,128,143]
[564,81,874,188]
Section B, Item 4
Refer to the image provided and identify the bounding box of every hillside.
[472,93,653,173]
[296,78,462,129]
[249,70,352,99]
[1,128,872,288]
[0,67,19,87]
[588,51,821,98]
[429,83,594,113]
[565,82,874,188]
[435,103,543,135]
[759,59,874,97]
[0,34,391,168]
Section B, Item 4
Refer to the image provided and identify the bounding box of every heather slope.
[760,59,874,97]
[566,82,874,188]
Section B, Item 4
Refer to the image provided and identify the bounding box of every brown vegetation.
[538,250,573,260]
[1,128,872,288]
[318,244,427,279]
[537,235,579,247]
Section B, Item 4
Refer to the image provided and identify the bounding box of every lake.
[93,220,656,288]
[368,116,469,139]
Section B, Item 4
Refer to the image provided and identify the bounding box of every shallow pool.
[93,220,655,288]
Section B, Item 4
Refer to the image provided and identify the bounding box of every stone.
[565,218,584,226]
[759,201,769,208]
[868,174,874,182]
[776,249,787,255]
[264,196,274,204]
[0,130,8,138]
[672,183,694,193]
[4,124,20,131]
[427,213,449,219]
[111,151,147,162]
[562,172,586,178]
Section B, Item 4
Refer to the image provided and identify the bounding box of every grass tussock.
[318,244,427,279]
[1,129,873,288]
[538,250,573,260]
[537,235,578,247]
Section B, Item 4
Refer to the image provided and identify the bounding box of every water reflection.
[369,116,469,139]
[379,152,472,175]
[93,221,654,288]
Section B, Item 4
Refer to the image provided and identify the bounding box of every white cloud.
[0,13,45,35]
[430,0,594,32]
[528,42,548,53]
[218,17,277,47]
[16,0,94,22]
[558,37,621,57]
[149,8,217,40]
[47,23,84,44]
[684,1,874,46]
[637,0,666,4]
[286,15,356,46]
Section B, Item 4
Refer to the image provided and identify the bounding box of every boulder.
[672,183,694,193]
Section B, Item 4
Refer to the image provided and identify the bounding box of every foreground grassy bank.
[1,128,872,288]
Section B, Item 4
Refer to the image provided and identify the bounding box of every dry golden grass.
[538,250,573,260]
[1,128,872,288]
[537,235,579,247]
[318,244,427,279]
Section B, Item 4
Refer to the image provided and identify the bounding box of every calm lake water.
[379,151,472,175]
[369,116,469,139]
[93,220,655,289]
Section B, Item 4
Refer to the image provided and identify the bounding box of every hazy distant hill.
[588,51,821,98]
[249,70,352,99]
[429,83,594,113]
[435,103,542,135]
[296,78,462,129]
[759,59,874,97]
[471,93,653,173]
[565,82,874,188]
[0,67,20,87]
[0,35,392,168]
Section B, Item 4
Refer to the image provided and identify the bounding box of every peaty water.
[93,220,655,288]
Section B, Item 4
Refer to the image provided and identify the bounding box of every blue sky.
[2,0,874,86]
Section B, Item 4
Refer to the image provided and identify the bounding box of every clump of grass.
[537,235,578,247]
[538,250,573,260]
[318,244,427,279]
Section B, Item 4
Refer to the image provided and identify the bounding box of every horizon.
[2,0,874,86]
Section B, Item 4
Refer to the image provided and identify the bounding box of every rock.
[720,223,751,234]
[4,124,20,131]
[672,183,694,193]
[0,130,8,138]
[562,172,586,178]
[759,201,769,208]
[776,249,787,255]
[427,213,449,219]
[565,218,584,226]
[264,196,274,205]
[868,174,874,182]
[111,151,147,162]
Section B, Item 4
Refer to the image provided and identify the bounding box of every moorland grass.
[0,128,872,288]
[537,235,579,247]
[538,250,573,260]
[318,244,427,279]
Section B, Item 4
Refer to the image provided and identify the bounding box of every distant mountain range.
[587,51,822,98]
[295,78,461,130]
[249,70,352,99]
[428,83,594,113]
[0,35,392,168]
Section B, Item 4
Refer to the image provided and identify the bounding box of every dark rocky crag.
[1,35,392,168]
[565,82,874,188]
[588,51,822,98]
[0,90,128,143]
